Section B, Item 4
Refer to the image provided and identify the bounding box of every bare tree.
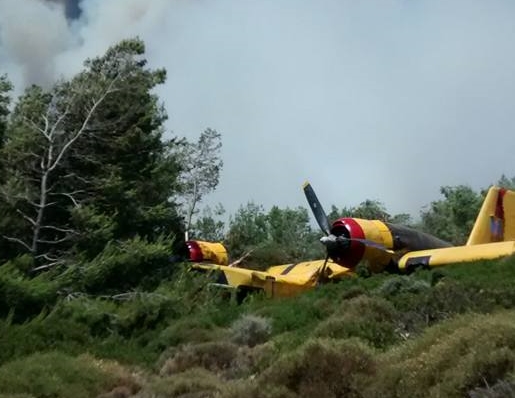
[178,128,223,241]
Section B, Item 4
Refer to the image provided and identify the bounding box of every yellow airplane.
[187,184,515,300]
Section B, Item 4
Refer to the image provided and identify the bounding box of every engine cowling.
[329,218,367,267]
[186,240,229,265]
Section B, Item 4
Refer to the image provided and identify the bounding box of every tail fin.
[467,186,515,245]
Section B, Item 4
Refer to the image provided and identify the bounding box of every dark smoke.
[46,0,82,20]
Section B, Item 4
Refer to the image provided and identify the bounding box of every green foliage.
[314,295,400,349]
[375,275,431,297]
[0,258,58,321]
[0,351,138,398]
[225,202,269,259]
[160,341,239,375]
[364,312,515,398]
[420,185,483,244]
[225,203,323,266]
[0,37,184,266]
[69,236,174,293]
[192,203,226,242]
[142,368,223,398]
[329,201,412,225]
[221,381,296,398]
[261,338,376,398]
[156,317,223,349]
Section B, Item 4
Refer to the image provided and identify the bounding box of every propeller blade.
[303,182,331,235]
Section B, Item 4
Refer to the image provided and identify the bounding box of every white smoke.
[0,0,72,88]
[0,0,171,90]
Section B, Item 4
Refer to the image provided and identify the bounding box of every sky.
[1,0,515,219]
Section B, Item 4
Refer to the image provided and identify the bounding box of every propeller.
[302,182,393,282]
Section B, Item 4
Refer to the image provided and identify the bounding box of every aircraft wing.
[190,259,354,298]
[398,241,515,271]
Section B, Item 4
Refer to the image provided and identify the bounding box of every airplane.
[186,183,515,300]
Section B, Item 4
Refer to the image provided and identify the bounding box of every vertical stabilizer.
[467,186,515,245]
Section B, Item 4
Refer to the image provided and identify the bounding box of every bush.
[375,275,431,297]
[0,261,58,322]
[140,368,223,398]
[364,311,515,398]
[260,338,375,398]
[155,317,223,350]
[0,351,139,398]
[160,341,239,375]
[314,295,400,349]
[230,314,272,347]
[221,381,297,398]
[385,278,487,334]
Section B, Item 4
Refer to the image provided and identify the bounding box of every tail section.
[467,186,515,245]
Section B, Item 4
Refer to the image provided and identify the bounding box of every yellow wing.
[398,241,515,271]
[191,259,354,298]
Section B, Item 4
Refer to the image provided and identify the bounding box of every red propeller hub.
[329,218,366,267]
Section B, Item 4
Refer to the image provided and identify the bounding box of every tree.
[267,206,322,261]
[0,38,184,268]
[191,203,226,242]
[352,199,391,221]
[225,202,269,259]
[0,75,12,185]
[224,204,324,267]
[0,74,11,148]
[497,174,515,190]
[420,185,482,244]
[178,128,223,241]
[328,200,410,225]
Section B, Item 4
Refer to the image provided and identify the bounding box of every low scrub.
[160,341,239,375]
[260,338,376,398]
[314,295,400,349]
[0,351,139,398]
[139,368,223,398]
[230,314,272,347]
[363,311,515,398]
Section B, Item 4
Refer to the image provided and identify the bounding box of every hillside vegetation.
[1,257,515,397]
[2,38,515,397]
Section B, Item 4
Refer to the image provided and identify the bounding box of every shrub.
[140,368,223,398]
[314,295,400,349]
[0,351,139,398]
[375,275,431,297]
[0,311,92,364]
[260,338,375,398]
[0,261,58,322]
[364,311,515,398]
[221,380,297,398]
[160,341,239,375]
[155,317,223,350]
[230,314,272,347]
[385,278,486,334]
